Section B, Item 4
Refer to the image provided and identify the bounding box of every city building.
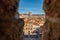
[19,12,45,35]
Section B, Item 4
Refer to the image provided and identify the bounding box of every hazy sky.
[18,0,44,14]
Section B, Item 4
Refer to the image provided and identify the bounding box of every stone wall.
[42,0,60,40]
[0,0,24,40]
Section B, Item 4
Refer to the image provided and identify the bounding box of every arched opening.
[18,0,45,40]
[0,0,60,40]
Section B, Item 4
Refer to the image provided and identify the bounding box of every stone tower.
[28,12,32,16]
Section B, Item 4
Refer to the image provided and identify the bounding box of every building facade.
[19,12,45,35]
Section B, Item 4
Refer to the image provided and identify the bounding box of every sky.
[18,0,44,14]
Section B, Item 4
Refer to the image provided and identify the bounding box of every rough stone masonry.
[0,0,24,40]
[42,0,60,40]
